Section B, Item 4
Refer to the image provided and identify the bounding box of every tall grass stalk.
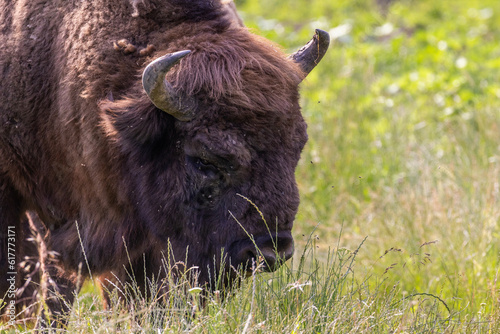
[5,230,496,332]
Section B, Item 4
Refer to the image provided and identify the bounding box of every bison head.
[101,27,329,288]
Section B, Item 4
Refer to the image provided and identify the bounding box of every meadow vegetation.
[3,0,500,332]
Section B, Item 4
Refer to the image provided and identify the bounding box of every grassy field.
[3,0,500,332]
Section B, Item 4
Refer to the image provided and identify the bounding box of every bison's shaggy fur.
[0,0,328,326]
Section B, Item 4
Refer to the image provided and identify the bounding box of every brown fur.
[0,0,315,325]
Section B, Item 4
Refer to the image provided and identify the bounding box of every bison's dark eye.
[188,156,219,175]
[197,158,213,168]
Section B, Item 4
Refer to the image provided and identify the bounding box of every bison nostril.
[230,231,295,273]
[258,248,278,270]
[281,240,295,261]
[246,250,255,261]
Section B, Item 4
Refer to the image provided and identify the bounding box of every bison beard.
[0,0,329,327]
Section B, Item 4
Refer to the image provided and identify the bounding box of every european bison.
[0,0,329,326]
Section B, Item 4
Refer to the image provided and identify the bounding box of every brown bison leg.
[1,206,78,328]
[96,259,150,310]
[97,248,166,310]
[0,181,25,324]
[12,214,41,323]
[34,269,78,329]
[97,270,128,310]
[0,209,78,328]
[20,212,79,329]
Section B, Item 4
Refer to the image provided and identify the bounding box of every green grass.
[3,233,470,333]
[3,0,500,332]
[242,0,500,330]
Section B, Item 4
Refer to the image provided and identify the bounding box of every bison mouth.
[225,231,294,275]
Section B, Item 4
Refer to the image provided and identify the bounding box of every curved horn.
[290,29,330,77]
[142,50,197,121]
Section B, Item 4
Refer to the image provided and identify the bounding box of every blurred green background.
[238,0,500,316]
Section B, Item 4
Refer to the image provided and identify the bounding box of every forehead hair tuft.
[164,23,304,113]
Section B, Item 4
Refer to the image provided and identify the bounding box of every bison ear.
[290,29,330,79]
[142,50,198,121]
